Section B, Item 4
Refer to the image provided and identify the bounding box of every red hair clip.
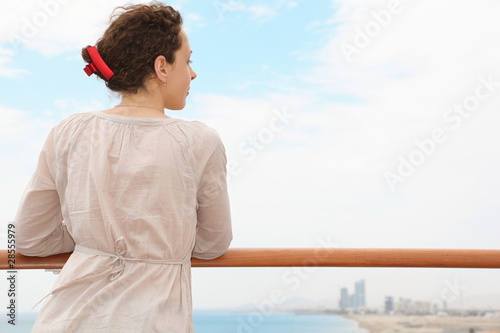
[83,46,114,80]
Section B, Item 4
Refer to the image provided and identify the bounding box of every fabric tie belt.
[33,237,189,309]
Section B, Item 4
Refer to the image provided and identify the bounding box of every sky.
[1,0,500,314]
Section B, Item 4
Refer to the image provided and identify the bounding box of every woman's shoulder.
[47,112,95,138]
[175,118,217,133]
[173,119,222,146]
[53,111,94,129]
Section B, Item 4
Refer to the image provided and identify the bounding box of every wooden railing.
[1,248,500,270]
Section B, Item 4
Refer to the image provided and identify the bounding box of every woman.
[15,2,232,332]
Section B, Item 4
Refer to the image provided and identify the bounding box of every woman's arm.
[14,129,75,257]
[192,136,232,260]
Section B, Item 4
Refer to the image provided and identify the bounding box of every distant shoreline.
[344,314,500,333]
[8,311,500,332]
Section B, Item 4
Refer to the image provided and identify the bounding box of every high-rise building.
[339,288,349,310]
[385,296,394,313]
[349,294,357,309]
[355,279,366,308]
[339,279,366,310]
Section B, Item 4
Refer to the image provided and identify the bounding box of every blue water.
[0,311,367,332]
[194,311,367,333]
[0,312,37,333]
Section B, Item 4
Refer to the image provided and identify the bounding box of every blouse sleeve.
[14,128,75,257]
[192,135,232,260]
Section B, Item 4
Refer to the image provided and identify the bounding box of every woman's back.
[58,111,226,257]
[16,111,232,332]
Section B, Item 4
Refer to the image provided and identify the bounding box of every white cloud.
[0,46,29,77]
[0,55,29,77]
[0,48,14,56]
[319,0,500,247]
[183,12,207,32]
[309,0,500,101]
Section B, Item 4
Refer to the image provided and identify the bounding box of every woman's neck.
[113,87,168,118]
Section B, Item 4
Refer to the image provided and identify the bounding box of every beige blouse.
[15,111,232,332]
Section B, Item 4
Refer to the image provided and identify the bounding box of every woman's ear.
[154,55,171,83]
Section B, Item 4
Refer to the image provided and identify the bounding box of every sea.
[1,310,368,332]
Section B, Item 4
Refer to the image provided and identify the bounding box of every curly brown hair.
[82,2,183,94]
